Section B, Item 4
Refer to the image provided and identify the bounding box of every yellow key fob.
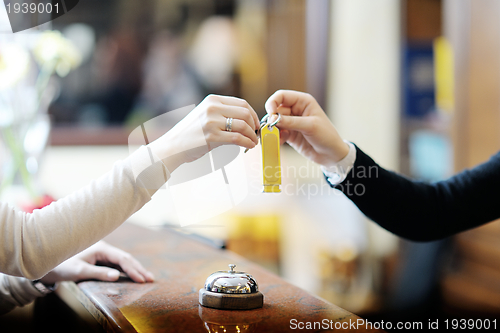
[261,124,281,193]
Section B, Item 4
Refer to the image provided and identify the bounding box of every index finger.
[96,246,154,283]
[265,90,314,117]
[118,256,154,283]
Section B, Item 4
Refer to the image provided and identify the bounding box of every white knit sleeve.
[0,146,169,280]
[0,273,45,315]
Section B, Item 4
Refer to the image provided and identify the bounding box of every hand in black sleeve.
[331,145,500,242]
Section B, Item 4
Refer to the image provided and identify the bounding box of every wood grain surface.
[59,222,381,332]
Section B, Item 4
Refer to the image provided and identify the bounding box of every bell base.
[199,289,264,310]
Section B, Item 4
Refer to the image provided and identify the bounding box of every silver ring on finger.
[225,117,233,132]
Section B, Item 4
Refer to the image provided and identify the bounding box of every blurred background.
[2,0,500,326]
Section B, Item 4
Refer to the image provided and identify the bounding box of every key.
[261,121,281,193]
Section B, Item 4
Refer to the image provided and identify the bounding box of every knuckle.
[302,92,313,100]
[205,118,217,128]
[243,100,252,109]
[244,114,253,126]
[205,94,217,102]
[231,133,241,145]
[74,265,85,277]
[121,253,132,262]
[305,93,317,104]
[206,104,217,115]
[205,132,217,143]
[307,119,319,134]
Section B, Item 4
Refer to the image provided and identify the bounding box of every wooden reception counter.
[56,223,380,332]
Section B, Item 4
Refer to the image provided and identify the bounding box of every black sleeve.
[329,145,500,242]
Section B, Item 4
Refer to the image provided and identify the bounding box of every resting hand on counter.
[39,241,154,285]
[0,242,152,315]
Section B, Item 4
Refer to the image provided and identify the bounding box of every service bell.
[199,264,264,310]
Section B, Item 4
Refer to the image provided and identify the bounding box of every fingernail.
[107,270,120,280]
[147,272,155,282]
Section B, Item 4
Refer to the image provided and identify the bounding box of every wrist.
[322,141,356,186]
[322,140,350,166]
[148,138,185,173]
[161,152,185,173]
[32,279,57,295]
[336,140,351,161]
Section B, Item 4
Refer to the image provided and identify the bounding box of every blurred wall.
[440,0,500,316]
[445,0,500,170]
[326,0,401,256]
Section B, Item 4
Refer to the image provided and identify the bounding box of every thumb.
[79,263,121,282]
[275,114,314,134]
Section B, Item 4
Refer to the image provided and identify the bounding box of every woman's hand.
[149,94,260,172]
[265,90,350,166]
[39,241,154,284]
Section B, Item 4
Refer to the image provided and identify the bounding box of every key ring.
[244,113,281,153]
[260,113,281,130]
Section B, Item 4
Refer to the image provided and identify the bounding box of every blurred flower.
[33,31,82,77]
[0,44,30,90]
[21,194,56,213]
[1,30,82,204]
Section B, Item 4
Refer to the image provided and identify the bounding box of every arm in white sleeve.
[0,146,169,280]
